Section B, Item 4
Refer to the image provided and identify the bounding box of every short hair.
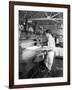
[45,29,52,34]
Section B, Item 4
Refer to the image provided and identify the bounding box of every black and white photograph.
[19,11,63,79]
[9,1,70,88]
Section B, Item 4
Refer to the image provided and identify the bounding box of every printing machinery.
[19,34,48,63]
[19,34,48,78]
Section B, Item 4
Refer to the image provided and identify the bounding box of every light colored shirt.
[42,34,55,52]
[47,34,55,51]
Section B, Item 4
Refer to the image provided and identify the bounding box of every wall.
[0,0,72,90]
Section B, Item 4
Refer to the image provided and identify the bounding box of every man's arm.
[42,38,55,51]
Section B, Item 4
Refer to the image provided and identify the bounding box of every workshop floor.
[19,57,63,79]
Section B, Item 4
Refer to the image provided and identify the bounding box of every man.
[43,29,55,72]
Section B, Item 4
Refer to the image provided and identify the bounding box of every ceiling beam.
[28,18,63,21]
[51,13,60,18]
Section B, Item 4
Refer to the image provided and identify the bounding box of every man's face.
[46,33,49,38]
